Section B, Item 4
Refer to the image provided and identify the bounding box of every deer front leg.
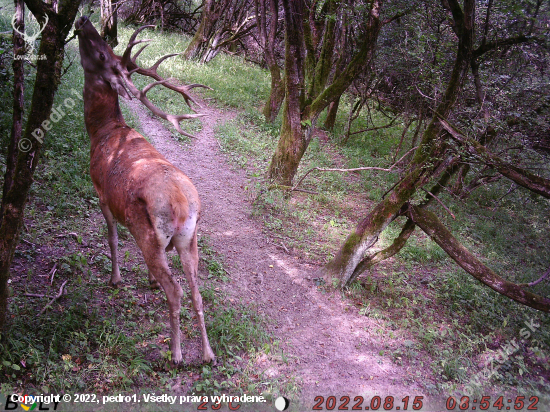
[99,203,122,286]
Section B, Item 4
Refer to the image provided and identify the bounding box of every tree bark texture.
[0,0,81,332]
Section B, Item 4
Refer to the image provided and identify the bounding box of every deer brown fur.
[75,16,215,365]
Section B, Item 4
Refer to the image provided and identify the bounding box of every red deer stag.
[74,16,215,365]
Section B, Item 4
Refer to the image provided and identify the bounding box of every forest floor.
[124,98,440,410]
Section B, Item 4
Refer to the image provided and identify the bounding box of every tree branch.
[38,280,68,316]
[409,205,550,312]
[473,35,541,59]
[349,116,398,136]
[440,119,550,199]
[291,146,418,191]
[420,187,455,219]
[518,266,550,288]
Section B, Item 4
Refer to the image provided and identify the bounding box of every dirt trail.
[126,99,433,410]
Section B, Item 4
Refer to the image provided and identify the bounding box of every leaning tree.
[319,0,550,312]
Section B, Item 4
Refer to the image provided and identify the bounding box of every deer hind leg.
[139,242,185,365]
[100,202,122,286]
[147,241,177,290]
[173,229,216,363]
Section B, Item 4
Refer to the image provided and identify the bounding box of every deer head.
[74,15,209,137]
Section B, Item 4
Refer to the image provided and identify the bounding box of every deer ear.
[108,79,132,100]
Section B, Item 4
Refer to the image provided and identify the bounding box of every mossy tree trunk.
[267,0,383,185]
[183,0,216,60]
[266,0,307,185]
[321,0,475,287]
[256,0,284,122]
[0,0,80,332]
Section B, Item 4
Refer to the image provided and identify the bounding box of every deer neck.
[83,73,129,146]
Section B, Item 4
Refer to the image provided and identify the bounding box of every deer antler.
[121,74,205,138]
[119,25,212,113]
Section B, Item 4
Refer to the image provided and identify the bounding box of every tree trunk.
[262,64,285,122]
[321,0,475,287]
[100,0,118,47]
[266,0,307,186]
[267,0,382,185]
[323,96,340,130]
[0,0,80,331]
[267,107,310,186]
[256,0,284,122]
[183,0,215,60]
[2,0,24,222]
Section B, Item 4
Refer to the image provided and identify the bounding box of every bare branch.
[38,280,68,316]
[440,119,550,199]
[518,266,550,288]
[420,187,455,219]
[349,116,398,136]
[291,146,418,191]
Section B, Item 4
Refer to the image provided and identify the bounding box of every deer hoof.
[203,352,216,365]
[149,279,161,289]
